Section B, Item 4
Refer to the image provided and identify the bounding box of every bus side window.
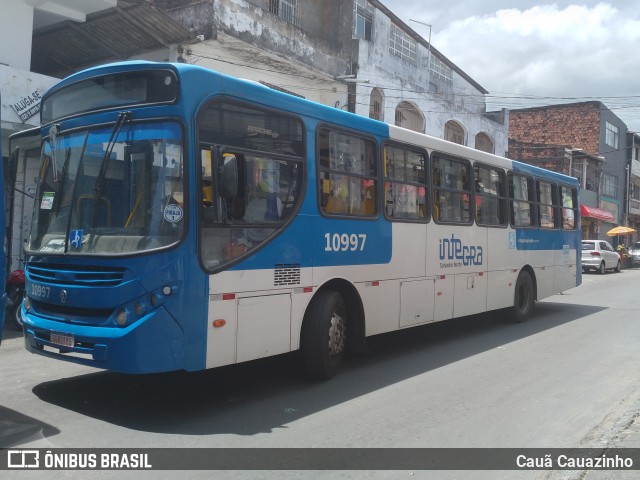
[383,144,427,221]
[318,129,377,217]
[432,156,472,224]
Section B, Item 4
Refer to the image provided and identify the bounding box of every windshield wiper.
[90,111,131,229]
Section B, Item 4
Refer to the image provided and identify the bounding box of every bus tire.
[301,290,347,380]
[510,270,535,323]
[6,302,24,331]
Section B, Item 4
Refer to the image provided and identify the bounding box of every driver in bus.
[242,177,283,244]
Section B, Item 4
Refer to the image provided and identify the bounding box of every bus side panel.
[555,230,580,293]
[434,275,454,321]
[206,296,238,368]
[357,280,400,336]
[486,228,520,310]
[388,223,427,278]
[399,279,435,327]
[427,224,487,319]
[236,294,292,363]
[534,262,556,300]
[486,270,517,311]
[291,288,314,351]
[453,272,487,318]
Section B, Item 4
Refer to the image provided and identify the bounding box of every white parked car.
[581,240,621,274]
[628,241,640,267]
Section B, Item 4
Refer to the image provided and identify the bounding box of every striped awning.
[580,205,615,222]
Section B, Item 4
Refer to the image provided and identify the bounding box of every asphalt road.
[1,268,640,480]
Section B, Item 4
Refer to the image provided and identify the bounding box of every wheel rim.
[328,311,346,357]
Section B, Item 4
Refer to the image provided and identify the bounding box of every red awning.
[580,205,615,222]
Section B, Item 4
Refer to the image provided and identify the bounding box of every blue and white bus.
[17,61,581,378]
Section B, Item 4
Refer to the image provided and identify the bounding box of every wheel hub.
[328,312,346,356]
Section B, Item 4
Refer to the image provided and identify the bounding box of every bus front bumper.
[23,307,186,374]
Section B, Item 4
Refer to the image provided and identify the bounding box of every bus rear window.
[41,70,178,123]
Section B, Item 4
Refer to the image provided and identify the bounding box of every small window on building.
[475,132,494,154]
[389,24,416,65]
[354,0,374,41]
[268,0,300,26]
[474,165,507,226]
[509,174,535,227]
[602,173,618,197]
[384,145,427,221]
[432,155,472,224]
[605,121,619,148]
[444,120,465,145]
[318,129,377,217]
[429,55,452,84]
[395,102,424,133]
[369,88,384,121]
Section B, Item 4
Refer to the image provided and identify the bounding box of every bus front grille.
[27,263,126,287]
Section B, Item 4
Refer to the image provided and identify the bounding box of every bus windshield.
[27,120,185,255]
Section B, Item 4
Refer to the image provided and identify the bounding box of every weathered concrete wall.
[182,31,348,108]
[0,1,34,70]
[352,11,508,156]
[213,0,350,77]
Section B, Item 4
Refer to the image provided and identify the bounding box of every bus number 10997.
[324,233,367,252]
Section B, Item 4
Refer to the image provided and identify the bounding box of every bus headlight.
[24,296,31,312]
[134,302,146,317]
[150,293,160,307]
[116,308,128,326]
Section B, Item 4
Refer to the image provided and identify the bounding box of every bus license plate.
[50,332,74,348]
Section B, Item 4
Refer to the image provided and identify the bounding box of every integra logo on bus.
[439,234,483,267]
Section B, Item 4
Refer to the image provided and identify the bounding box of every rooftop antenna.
[410,19,432,77]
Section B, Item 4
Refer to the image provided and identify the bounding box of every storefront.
[580,204,616,240]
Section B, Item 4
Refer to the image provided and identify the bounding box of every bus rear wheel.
[301,291,347,380]
[510,270,535,323]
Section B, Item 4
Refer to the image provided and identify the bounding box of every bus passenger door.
[400,279,435,327]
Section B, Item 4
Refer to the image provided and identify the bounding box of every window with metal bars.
[268,0,300,26]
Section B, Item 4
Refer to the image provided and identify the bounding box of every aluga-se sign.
[11,89,42,122]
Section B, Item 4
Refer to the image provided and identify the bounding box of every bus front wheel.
[510,270,535,323]
[301,291,347,380]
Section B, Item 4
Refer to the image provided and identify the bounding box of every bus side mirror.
[219,154,238,199]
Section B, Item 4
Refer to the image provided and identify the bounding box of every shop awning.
[580,205,615,222]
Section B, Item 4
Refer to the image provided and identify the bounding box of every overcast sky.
[383,0,640,132]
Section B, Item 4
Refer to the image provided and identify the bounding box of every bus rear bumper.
[23,307,185,374]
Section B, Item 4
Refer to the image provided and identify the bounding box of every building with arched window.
[395,101,425,133]
[369,88,384,121]
[347,0,508,155]
[475,132,495,153]
[444,120,466,145]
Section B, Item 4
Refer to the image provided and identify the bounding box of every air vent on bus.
[27,264,126,287]
[274,264,301,286]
